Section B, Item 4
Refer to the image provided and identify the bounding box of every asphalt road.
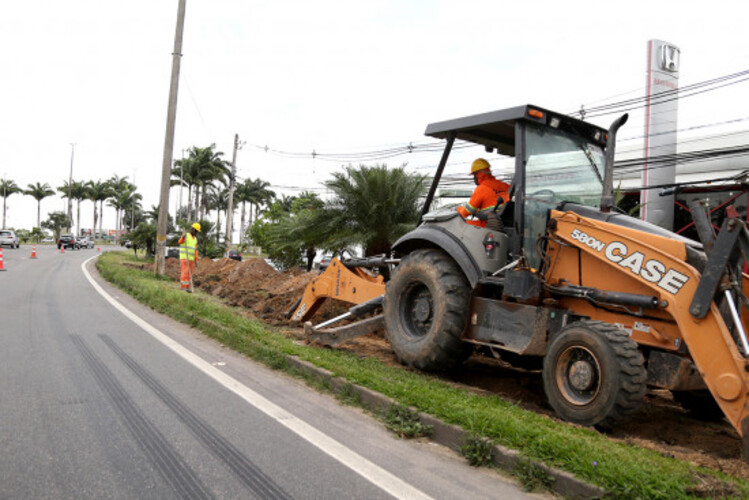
[0,245,542,499]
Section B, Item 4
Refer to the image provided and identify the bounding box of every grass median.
[96,252,748,499]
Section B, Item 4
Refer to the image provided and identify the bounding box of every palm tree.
[69,181,89,235]
[109,187,142,235]
[321,164,427,256]
[87,180,110,241]
[274,192,325,270]
[205,186,230,243]
[57,180,74,231]
[240,178,275,244]
[171,159,192,222]
[107,190,126,236]
[144,204,160,222]
[106,175,134,237]
[0,178,21,229]
[25,182,56,228]
[178,145,230,221]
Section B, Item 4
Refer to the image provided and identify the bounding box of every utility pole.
[225,133,241,249]
[67,143,75,233]
[155,0,186,275]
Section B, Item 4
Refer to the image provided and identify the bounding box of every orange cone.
[97,246,101,252]
[0,248,5,271]
[31,245,37,259]
[60,244,65,254]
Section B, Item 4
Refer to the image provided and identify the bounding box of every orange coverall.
[178,233,198,290]
[457,173,510,227]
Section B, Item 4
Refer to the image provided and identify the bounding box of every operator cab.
[420,104,612,270]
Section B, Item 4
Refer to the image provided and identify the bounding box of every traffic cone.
[97,246,101,252]
[31,245,37,259]
[0,248,5,271]
[60,245,65,254]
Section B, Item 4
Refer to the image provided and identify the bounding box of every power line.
[618,116,749,143]
[247,69,749,166]
[250,140,476,163]
[570,68,749,119]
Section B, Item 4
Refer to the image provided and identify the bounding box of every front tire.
[383,249,473,371]
[543,320,646,428]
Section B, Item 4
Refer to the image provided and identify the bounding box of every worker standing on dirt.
[456,158,510,227]
[179,223,201,292]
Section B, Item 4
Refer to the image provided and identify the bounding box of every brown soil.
[137,257,749,481]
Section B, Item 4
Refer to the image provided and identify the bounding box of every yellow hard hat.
[191,223,201,232]
[470,158,491,174]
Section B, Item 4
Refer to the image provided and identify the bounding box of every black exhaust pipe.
[600,113,629,213]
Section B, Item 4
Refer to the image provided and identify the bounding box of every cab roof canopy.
[424,104,608,157]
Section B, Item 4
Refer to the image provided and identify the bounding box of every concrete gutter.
[286,356,605,499]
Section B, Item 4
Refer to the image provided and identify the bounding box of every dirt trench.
[151,256,749,481]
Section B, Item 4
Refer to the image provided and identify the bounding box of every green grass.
[96,251,749,499]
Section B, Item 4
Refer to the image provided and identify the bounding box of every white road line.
[82,256,432,500]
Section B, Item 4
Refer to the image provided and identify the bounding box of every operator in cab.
[456,158,510,227]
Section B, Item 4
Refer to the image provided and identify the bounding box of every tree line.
[0,175,141,242]
[1,144,429,269]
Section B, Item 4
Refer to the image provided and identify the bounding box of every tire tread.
[580,320,647,426]
[384,249,471,371]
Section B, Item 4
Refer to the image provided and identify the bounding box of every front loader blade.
[304,315,385,347]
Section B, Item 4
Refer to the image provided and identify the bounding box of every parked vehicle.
[318,255,333,270]
[165,247,180,259]
[0,230,20,248]
[226,249,242,261]
[77,236,93,249]
[58,234,80,250]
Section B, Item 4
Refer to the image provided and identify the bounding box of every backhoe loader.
[292,104,749,455]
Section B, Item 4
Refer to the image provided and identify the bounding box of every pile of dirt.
[187,257,348,325]
[146,257,749,481]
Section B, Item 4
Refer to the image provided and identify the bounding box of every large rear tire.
[543,320,646,428]
[384,249,472,371]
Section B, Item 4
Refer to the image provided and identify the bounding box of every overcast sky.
[1,0,748,235]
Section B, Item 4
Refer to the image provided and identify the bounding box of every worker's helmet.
[191,223,202,232]
[470,158,491,175]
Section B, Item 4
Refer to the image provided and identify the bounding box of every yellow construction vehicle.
[293,104,749,456]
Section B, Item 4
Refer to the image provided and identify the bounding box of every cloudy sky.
[1,0,747,235]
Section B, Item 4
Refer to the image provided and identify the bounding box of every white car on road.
[77,236,94,249]
[0,230,20,248]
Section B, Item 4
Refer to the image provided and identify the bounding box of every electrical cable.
[570,69,749,119]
